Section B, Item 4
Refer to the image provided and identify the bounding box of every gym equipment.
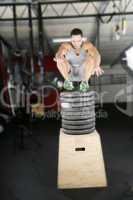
[58,84,107,188]
[60,90,95,135]
[58,129,107,188]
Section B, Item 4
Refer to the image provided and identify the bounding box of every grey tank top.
[65,47,87,81]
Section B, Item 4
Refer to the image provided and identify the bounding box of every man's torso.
[65,43,87,81]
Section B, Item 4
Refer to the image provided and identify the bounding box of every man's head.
[70,28,83,49]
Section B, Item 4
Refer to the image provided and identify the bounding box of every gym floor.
[0,104,133,200]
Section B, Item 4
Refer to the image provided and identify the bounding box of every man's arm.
[83,41,101,67]
[54,43,72,80]
[55,43,70,59]
[82,41,103,80]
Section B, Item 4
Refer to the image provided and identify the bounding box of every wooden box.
[58,129,107,189]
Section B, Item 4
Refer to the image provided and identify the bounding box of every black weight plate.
[60,96,95,103]
[62,116,96,124]
[61,101,94,109]
[60,91,95,98]
[61,114,95,120]
[61,109,95,116]
[63,127,95,135]
[62,118,95,125]
[62,115,94,120]
[61,113,95,118]
[61,106,95,112]
[62,123,95,130]
[61,112,95,117]
[62,112,95,119]
[61,107,95,113]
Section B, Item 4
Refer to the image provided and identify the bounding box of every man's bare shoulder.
[55,42,72,59]
[60,42,72,50]
[82,41,94,50]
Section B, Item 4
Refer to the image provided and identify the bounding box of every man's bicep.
[84,42,100,57]
[85,42,101,66]
[56,43,70,59]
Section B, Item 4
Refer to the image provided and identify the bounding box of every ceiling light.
[52,37,87,43]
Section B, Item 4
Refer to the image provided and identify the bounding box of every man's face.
[71,35,83,49]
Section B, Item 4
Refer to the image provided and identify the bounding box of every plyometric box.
[58,129,107,189]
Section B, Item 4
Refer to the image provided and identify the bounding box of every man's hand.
[92,66,104,77]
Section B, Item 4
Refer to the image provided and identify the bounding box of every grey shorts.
[69,65,85,82]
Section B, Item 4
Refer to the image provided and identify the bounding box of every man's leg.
[79,59,95,92]
[56,59,75,91]
[56,59,71,80]
[82,58,95,81]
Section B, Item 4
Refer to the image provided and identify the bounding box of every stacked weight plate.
[60,91,96,135]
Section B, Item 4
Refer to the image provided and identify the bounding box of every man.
[54,28,104,91]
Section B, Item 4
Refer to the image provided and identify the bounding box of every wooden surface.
[58,129,107,189]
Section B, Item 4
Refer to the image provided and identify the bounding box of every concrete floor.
[0,104,133,200]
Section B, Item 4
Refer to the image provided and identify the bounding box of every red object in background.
[34,62,40,73]
[0,52,61,113]
[34,55,59,73]
[44,89,60,112]
[44,55,59,72]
